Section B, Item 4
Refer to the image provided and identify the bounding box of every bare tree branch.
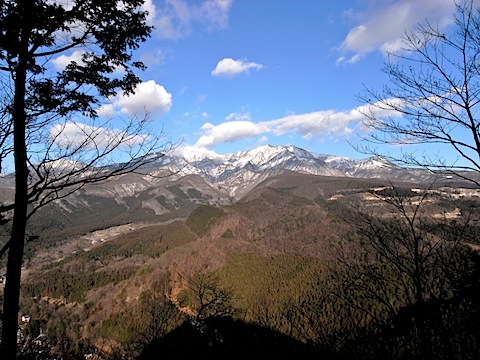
[357,1,480,185]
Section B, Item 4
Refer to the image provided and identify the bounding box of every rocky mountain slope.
[141,144,466,198]
[0,144,475,252]
[2,146,480,359]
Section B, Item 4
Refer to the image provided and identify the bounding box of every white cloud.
[211,58,263,77]
[52,50,85,70]
[48,0,74,11]
[99,80,172,117]
[225,111,251,121]
[153,0,233,40]
[96,104,116,118]
[142,0,157,25]
[50,121,149,149]
[173,145,223,162]
[195,120,269,148]
[266,110,364,139]
[337,0,457,64]
[191,102,403,149]
[52,49,126,74]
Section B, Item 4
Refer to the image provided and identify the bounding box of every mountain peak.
[156,144,445,198]
[174,146,225,163]
[226,144,287,166]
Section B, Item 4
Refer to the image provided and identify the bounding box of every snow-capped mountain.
[0,144,465,241]
[0,145,454,199]
[141,144,443,198]
[161,144,384,178]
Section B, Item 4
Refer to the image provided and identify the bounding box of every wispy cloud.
[140,48,171,67]
[267,110,363,139]
[192,102,402,149]
[151,0,234,40]
[337,0,456,64]
[50,122,149,150]
[211,58,263,77]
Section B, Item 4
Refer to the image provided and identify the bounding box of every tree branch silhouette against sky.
[1,0,475,173]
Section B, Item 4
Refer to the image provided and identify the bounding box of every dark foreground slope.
[4,172,480,359]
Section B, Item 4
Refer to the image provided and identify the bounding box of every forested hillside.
[1,173,479,359]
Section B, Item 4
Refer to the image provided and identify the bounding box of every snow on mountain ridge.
[224,144,286,167]
[139,146,446,199]
[323,155,350,163]
[169,145,393,180]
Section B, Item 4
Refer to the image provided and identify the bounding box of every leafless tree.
[184,273,239,323]
[338,185,478,356]
[347,188,472,307]
[358,0,480,185]
[138,292,183,343]
[130,283,185,356]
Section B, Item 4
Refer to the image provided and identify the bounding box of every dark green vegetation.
[2,173,479,359]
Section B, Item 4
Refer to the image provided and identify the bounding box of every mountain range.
[2,145,480,359]
[0,144,474,249]
[140,144,463,198]
[0,144,467,195]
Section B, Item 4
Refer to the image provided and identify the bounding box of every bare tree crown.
[359,0,480,184]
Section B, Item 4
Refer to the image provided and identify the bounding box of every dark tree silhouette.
[339,185,478,357]
[0,1,171,357]
[183,273,239,323]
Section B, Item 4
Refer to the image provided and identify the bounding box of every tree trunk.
[0,2,31,358]
[413,245,429,358]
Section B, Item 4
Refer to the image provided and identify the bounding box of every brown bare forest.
[1,173,479,359]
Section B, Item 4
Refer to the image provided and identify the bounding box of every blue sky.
[52,0,476,163]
